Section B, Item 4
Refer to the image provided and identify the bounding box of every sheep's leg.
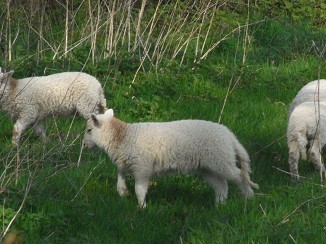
[12,119,33,146]
[288,142,300,180]
[222,164,255,199]
[201,170,228,204]
[117,169,129,196]
[134,176,149,208]
[33,120,47,142]
[309,142,326,175]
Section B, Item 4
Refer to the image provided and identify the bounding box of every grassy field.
[1,1,326,243]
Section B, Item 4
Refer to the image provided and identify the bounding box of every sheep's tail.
[235,142,259,189]
[298,133,308,161]
[97,89,108,114]
[288,130,308,161]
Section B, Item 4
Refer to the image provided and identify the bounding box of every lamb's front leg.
[134,176,150,208]
[117,169,129,196]
[12,119,33,146]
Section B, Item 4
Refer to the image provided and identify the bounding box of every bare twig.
[71,159,104,201]
[0,171,35,241]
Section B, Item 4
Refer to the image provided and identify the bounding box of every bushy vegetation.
[0,0,326,243]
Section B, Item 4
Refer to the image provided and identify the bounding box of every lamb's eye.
[87,128,92,133]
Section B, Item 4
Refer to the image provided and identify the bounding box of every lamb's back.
[123,120,237,169]
[289,79,326,116]
[13,72,102,116]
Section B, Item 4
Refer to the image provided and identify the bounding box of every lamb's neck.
[104,118,129,153]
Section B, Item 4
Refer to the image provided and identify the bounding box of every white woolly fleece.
[288,79,326,117]
[83,110,258,207]
[287,101,326,179]
[0,71,107,145]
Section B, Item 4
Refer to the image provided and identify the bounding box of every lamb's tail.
[97,89,108,114]
[235,143,259,190]
[288,130,308,161]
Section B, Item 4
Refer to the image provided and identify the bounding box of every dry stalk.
[0,170,35,242]
[253,135,286,156]
[6,0,12,62]
[200,19,266,62]
[196,1,209,57]
[272,166,308,180]
[242,0,250,65]
[134,0,147,51]
[64,0,69,59]
[126,43,151,95]
[88,0,101,64]
[57,12,108,60]
[144,0,162,53]
[104,0,116,58]
[218,1,255,123]
[72,159,104,201]
[276,196,326,227]
[200,1,218,55]
[218,75,234,124]
[127,0,132,52]
[65,111,79,142]
[37,3,46,62]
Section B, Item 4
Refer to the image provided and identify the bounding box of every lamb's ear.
[0,70,14,83]
[104,109,114,119]
[91,114,101,128]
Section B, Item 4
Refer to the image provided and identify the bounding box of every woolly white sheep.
[287,101,326,180]
[288,79,326,117]
[0,69,107,145]
[83,109,259,208]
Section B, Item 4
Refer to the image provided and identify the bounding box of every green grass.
[1,11,326,243]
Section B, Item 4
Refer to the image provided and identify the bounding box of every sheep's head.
[83,109,114,148]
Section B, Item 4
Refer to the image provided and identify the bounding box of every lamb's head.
[83,108,114,148]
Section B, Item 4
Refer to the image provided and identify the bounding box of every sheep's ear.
[91,114,101,128]
[0,70,14,83]
[104,109,114,119]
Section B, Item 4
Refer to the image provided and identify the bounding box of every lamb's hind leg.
[33,120,47,142]
[288,141,300,181]
[219,163,255,199]
[134,175,150,208]
[309,141,326,178]
[201,169,228,204]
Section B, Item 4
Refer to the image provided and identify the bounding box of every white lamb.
[83,109,259,208]
[287,101,326,180]
[288,79,326,117]
[0,69,107,145]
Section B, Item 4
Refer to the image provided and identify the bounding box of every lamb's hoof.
[42,137,49,144]
[137,201,147,209]
[118,189,129,197]
[244,191,254,199]
[290,175,300,182]
[12,140,19,147]
[215,195,227,205]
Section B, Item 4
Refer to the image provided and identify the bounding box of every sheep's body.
[287,102,326,180]
[0,70,107,145]
[288,79,326,117]
[83,109,259,207]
